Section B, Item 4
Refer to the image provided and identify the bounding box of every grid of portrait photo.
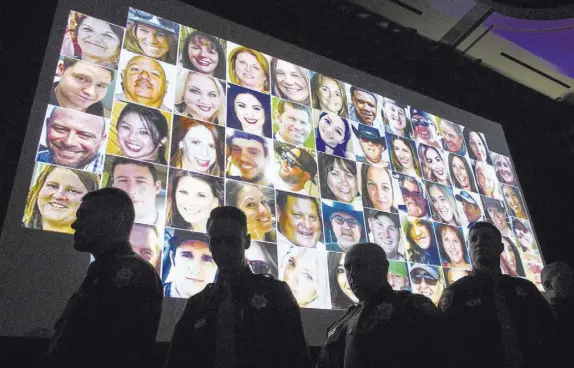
[21,8,545,309]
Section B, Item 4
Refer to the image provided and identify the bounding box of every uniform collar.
[215,265,253,290]
[363,283,394,306]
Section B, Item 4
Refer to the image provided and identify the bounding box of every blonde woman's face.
[77,17,121,61]
[317,77,343,114]
[183,73,221,122]
[235,51,267,91]
[275,60,309,103]
[284,250,319,306]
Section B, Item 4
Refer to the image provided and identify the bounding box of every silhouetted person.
[165,206,312,368]
[316,242,446,368]
[42,188,163,368]
[542,261,574,367]
[439,222,556,368]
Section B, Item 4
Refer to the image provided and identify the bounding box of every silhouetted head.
[207,206,251,279]
[468,221,503,274]
[542,261,574,298]
[344,242,389,301]
[72,187,135,256]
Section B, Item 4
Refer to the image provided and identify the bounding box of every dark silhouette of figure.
[439,222,557,368]
[316,242,446,368]
[42,188,163,368]
[542,261,574,368]
[165,206,312,368]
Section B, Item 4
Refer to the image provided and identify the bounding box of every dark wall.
[2,0,573,270]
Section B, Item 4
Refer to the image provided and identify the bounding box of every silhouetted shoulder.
[447,273,475,291]
[107,254,160,289]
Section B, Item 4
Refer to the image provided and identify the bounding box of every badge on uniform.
[414,296,437,314]
[515,286,527,297]
[374,302,394,322]
[439,290,454,311]
[113,267,136,288]
[194,318,207,329]
[250,293,268,310]
[465,297,481,307]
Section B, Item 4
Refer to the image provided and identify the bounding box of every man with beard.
[227,130,271,187]
[352,123,389,168]
[349,87,379,126]
[165,206,312,368]
[398,176,430,219]
[439,222,557,368]
[366,209,404,261]
[41,188,163,368]
[276,191,323,249]
[117,55,171,111]
[324,201,366,253]
[316,242,446,368]
[274,144,318,195]
[37,106,107,173]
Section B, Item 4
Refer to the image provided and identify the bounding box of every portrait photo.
[102,154,167,226]
[438,118,466,156]
[273,142,319,197]
[351,121,389,168]
[314,110,355,160]
[60,11,124,70]
[278,244,331,309]
[425,182,462,226]
[500,183,527,219]
[115,50,177,112]
[270,58,312,107]
[388,260,411,292]
[400,215,440,266]
[225,128,274,187]
[318,152,362,206]
[512,218,539,255]
[500,235,525,277]
[272,97,315,149]
[165,169,224,233]
[227,41,271,93]
[360,164,399,213]
[520,252,544,291]
[170,116,225,177]
[473,161,502,199]
[106,101,171,165]
[365,209,406,261]
[396,174,430,220]
[37,105,109,173]
[418,144,452,186]
[276,190,324,249]
[322,199,366,253]
[178,26,226,80]
[246,241,279,278]
[226,84,272,138]
[382,97,412,139]
[410,108,441,149]
[464,128,492,164]
[408,263,445,305]
[491,152,518,187]
[52,56,116,118]
[481,196,513,239]
[387,133,421,178]
[310,72,349,118]
[448,153,478,193]
[130,223,162,271]
[434,223,470,270]
[454,188,486,228]
[327,251,358,310]
[22,162,100,234]
[162,229,216,298]
[443,267,470,286]
[124,8,180,65]
[345,84,383,129]
[174,68,226,125]
[225,179,277,243]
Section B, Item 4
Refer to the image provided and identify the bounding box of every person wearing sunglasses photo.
[274,143,318,196]
[322,200,366,253]
[316,242,446,368]
[410,263,444,305]
[411,109,441,149]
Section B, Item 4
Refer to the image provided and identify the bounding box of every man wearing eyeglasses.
[323,201,366,253]
[316,242,446,368]
[398,176,430,220]
[165,206,312,368]
[275,143,318,196]
[439,222,557,368]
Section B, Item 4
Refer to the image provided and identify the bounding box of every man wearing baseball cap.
[388,260,410,291]
[316,242,446,368]
[439,222,557,368]
[352,123,389,168]
[275,145,318,196]
[455,190,485,227]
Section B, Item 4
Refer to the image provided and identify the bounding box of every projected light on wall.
[21,8,545,310]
